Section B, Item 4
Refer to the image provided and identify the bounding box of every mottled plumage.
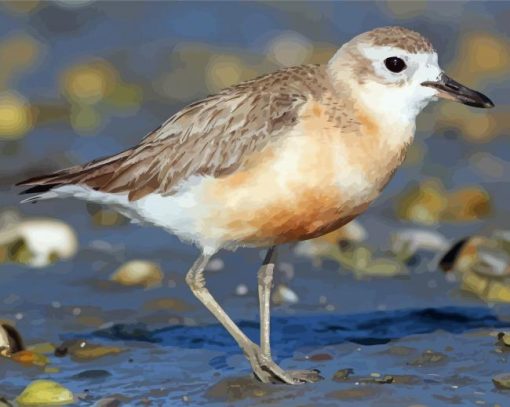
[20,65,330,201]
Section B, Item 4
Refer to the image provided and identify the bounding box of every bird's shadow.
[92,306,509,361]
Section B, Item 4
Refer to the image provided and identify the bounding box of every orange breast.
[197,99,410,247]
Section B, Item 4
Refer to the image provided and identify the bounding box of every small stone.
[375,375,394,384]
[16,380,74,405]
[391,375,421,385]
[408,350,448,366]
[308,352,333,361]
[205,258,224,272]
[392,229,449,259]
[493,373,510,389]
[235,284,248,296]
[272,284,299,305]
[332,368,354,381]
[497,332,510,348]
[27,342,55,354]
[110,260,163,288]
[54,339,125,361]
[395,179,447,225]
[444,187,491,222]
[2,218,78,268]
[206,376,276,402]
[11,350,48,367]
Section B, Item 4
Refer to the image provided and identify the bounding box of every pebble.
[205,258,224,271]
[0,218,78,268]
[206,376,275,402]
[308,352,333,361]
[110,260,163,288]
[332,368,354,381]
[492,373,510,389]
[16,380,74,405]
[392,228,449,257]
[497,332,510,348]
[235,284,248,296]
[54,339,125,361]
[272,284,299,305]
[408,350,448,366]
[11,350,48,367]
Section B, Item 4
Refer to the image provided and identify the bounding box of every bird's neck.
[325,68,417,150]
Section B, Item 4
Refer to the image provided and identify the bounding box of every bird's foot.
[245,344,323,385]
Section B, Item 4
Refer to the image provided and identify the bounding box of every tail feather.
[16,148,135,202]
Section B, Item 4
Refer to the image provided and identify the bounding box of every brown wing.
[18,65,324,201]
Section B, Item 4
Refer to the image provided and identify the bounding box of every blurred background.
[0,1,510,406]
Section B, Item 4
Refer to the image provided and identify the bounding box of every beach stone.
[16,380,73,405]
[272,284,299,305]
[493,373,510,389]
[360,375,394,384]
[408,350,448,366]
[27,342,55,354]
[235,284,248,296]
[332,368,354,381]
[11,350,48,367]
[1,218,78,268]
[308,352,333,361]
[55,339,125,361]
[391,375,421,385]
[206,376,278,402]
[497,332,510,348]
[110,260,163,288]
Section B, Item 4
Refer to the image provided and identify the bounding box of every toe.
[287,369,324,383]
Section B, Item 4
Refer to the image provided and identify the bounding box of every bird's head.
[328,26,494,124]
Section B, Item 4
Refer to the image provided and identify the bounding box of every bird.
[17,26,494,385]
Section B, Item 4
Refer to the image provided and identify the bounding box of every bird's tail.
[16,148,134,203]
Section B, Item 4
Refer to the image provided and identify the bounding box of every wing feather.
[18,64,325,201]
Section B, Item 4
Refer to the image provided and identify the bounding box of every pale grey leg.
[258,246,276,359]
[185,254,253,350]
[185,251,323,385]
[255,247,323,384]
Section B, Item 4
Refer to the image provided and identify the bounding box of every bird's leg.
[185,251,322,385]
[185,254,285,382]
[258,246,276,360]
[248,246,323,384]
[185,254,256,354]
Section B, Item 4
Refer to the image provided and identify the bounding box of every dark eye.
[384,57,407,73]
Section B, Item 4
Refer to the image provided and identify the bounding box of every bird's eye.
[384,57,407,73]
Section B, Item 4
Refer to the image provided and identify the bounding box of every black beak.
[421,73,494,108]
